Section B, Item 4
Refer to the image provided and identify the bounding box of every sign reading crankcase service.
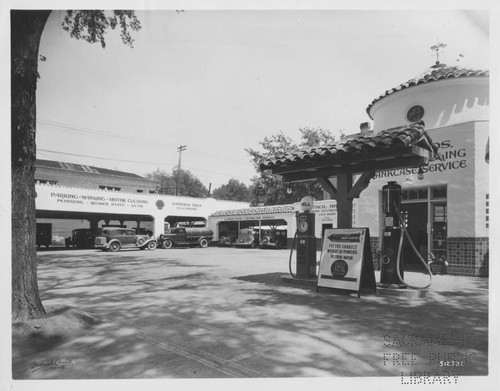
[317,228,376,295]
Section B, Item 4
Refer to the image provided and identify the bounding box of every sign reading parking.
[317,228,376,297]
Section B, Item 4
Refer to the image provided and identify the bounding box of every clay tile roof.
[366,63,489,119]
[35,159,147,179]
[210,204,294,217]
[259,121,437,172]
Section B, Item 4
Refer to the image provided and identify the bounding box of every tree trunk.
[11,10,51,321]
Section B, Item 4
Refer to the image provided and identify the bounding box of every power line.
[37,119,250,166]
[37,148,254,183]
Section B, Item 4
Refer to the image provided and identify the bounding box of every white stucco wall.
[35,184,249,236]
[207,199,357,242]
[474,121,490,237]
[369,78,489,131]
[355,121,485,238]
[362,70,489,241]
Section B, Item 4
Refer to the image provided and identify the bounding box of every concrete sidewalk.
[12,248,489,380]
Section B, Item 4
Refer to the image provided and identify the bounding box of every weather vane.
[430,40,447,65]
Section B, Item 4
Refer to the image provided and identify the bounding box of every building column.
[337,173,353,229]
[153,213,165,237]
[88,218,100,232]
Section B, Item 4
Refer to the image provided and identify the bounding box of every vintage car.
[158,227,213,249]
[70,228,102,248]
[234,228,259,248]
[217,233,237,247]
[94,227,157,252]
[259,228,287,249]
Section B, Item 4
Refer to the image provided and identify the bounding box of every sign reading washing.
[50,192,150,208]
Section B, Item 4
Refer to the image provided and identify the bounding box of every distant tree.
[146,169,174,194]
[146,167,208,198]
[246,128,336,206]
[172,168,208,198]
[212,179,251,202]
[11,10,141,321]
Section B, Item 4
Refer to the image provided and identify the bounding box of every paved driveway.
[13,247,489,382]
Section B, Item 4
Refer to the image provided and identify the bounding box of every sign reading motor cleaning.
[317,229,367,292]
[49,191,150,208]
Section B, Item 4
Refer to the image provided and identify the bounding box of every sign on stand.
[317,228,377,297]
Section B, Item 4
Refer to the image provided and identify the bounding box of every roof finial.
[430,39,447,66]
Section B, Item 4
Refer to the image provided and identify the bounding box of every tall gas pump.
[295,196,317,279]
[380,181,405,286]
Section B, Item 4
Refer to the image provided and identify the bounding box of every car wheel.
[109,242,121,252]
[200,238,208,248]
[251,241,257,249]
[162,240,173,249]
[148,241,157,250]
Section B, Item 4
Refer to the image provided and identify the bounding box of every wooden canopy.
[259,121,439,228]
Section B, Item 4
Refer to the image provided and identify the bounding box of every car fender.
[106,239,121,249]
[140,238,157,249]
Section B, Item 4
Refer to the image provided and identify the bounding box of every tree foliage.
[147,168,208,198]
[62,10,141,48]
[246,127,336,206]
[11,10,141,321]
[212,179,251,202]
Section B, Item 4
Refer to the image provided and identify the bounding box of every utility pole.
[177,145,187,170]
[176,145,187,196]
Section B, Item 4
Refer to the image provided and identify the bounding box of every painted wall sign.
[49,191,150,208]
[374,138,469,179]
[222,215,277,222]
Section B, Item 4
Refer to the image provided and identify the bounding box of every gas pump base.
[377,283,407,289]
[377,284,429,299]
[281,274,317,286]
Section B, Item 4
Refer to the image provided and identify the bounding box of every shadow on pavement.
[13,253,488,379]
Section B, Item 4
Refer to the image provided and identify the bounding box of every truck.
[36,223,52,249]
[158,227,213,249]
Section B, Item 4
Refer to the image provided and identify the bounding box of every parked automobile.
[36,223,52,249]
[71,228,102,248]
[259,228,287,249]
[234,228,259,248]
[158,227,213,249]
[217,233,237,247]
[94,228,157,252]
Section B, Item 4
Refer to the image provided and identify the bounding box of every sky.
[34,8,490,190]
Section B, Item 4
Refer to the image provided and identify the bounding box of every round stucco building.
[356,61,489,276]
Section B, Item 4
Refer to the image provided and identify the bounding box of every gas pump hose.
[288,230,298,278]
[395,204,433,289]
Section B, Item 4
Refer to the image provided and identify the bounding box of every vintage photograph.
[3,2,497,390]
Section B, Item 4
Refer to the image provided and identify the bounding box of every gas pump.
[380,181,405,286]
[380,181,433,289]
[289,196,317,279]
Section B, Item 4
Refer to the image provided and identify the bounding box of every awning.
[260,121,439,183]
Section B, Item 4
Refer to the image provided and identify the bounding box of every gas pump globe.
[380,181,405,286]
[296,196,317,279]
